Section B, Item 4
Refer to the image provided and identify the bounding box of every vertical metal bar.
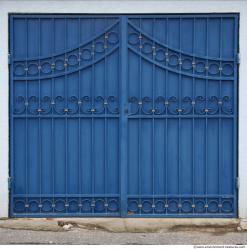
[51,18,55,212]
[91,19,95,212]
[138,18,142,214]
[25,18,29,211]
[104,17,108,213]
[120,16,128,216]
[218,17,223,212]
[192,17,195,213]
[78,17,82,212]
[178,17,182,212]
[165,17,168,213]
[38,18,42,212]
[233,15,239,216]
[152,18,156,213]
[64,18,68,212]
[205,17,209,213]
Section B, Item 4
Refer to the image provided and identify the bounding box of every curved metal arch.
[13,46,119,81]
[128,21,234,62]
[13,20,120,62]
[128,46,234,81]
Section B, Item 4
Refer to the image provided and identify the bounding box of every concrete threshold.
[0,218,245,233]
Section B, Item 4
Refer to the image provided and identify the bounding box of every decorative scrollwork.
[194,96,206,115]
[41,96,52,114]
[127,22,235,79]
[14,23,120,81]
[13,95,119,115]
[128,95,233,116]
[14,96,26,114]
[107,96,119,114]
[27,96,39,115]
[181,96,193,115]
[222,96,233,114]
[167,96,178,115]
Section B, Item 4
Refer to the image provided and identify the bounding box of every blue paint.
[10,14,238,217]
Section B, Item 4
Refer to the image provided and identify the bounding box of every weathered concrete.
[0,218,246,245]
[0,226,247,245]
[0,218,241,233]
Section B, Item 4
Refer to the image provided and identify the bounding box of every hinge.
[8,177,12,190]
[8,53,11,65]
[236,53,240,64]
[236,177,240,189]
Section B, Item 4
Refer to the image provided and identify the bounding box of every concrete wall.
[0,0,247,218]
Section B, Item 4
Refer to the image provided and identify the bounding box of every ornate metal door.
[10,14,238,217]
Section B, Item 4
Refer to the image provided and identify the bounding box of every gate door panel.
[127,15,238,216]
[10,16,120,216]
[10,14,238,217]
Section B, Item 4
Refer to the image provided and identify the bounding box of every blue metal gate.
[10,14,238,217]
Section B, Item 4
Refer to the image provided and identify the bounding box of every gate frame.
[0,0,247,219]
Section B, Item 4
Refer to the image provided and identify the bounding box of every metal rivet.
[78,204,83,207]
[219,67,223,71]
[205,65,209,70]
[139,45,143,49]
[25,67,28,71]
[138,204,142,208]
[138,101,142,105]
[92,44,95,48]
[204,108,209,112]
[64,108,69,112]
[192,204,195,208]
[91,203,95,207]
[192,101,196,105]
[104,101,108,105]
[25,204,29,208]
[25,101,28,106]
[139,35,142,39]
[165,52,169,56]
[218,204,222,207]
[78,100,82,105]
[38,65,42,70]
[178,203,182,208]
[78,52,82,55]
[104,203,109,207]
[91,108,96,112]
[52,204,55,208]
[165,204,169,208]
[151,109,156,113]
[37,108,43,112]
[51,100,55,105]
[165,101,169,105]
[166,59,169,62]
[38,204,42,208]
[205,204,208,208]
[152,204,155,208]
[78,58,81,62]
[65,204,69,207]
[218,101,222,105]
[104,45,107,49]
[64,63,67,67]
[177,109,182,112]
[192,61,196,65]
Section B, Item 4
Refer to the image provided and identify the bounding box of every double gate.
[10,14,238,217]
